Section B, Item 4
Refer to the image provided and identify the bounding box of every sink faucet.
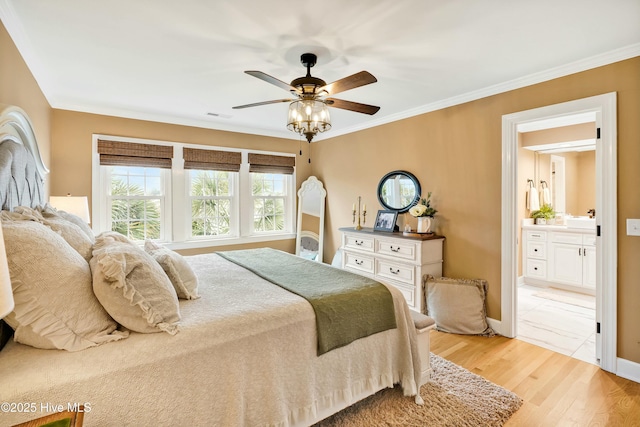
[587,209,596,218]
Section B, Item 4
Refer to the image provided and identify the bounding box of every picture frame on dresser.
[374,210,397,232]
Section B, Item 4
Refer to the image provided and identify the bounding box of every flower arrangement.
[409,192,437,218]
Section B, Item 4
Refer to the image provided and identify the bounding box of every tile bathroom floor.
[517,284,597,365]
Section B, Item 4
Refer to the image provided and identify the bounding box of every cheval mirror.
[296,176,326,262]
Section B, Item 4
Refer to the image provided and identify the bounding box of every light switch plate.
[627,219,640,236]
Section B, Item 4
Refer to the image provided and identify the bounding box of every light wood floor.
[430,330,640,426]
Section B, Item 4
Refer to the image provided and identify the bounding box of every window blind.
[97,140,173,168]
[248,153,295,175]
[183,148,241,172]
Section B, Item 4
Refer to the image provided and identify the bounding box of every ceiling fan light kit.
[234,53,379,142]
[287,99,331,143]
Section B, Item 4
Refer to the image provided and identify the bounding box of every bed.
[0,105,431,426]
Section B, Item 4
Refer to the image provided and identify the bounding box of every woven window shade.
[248,153,295,175]
[97,140,173,168]
[183,148,241,172]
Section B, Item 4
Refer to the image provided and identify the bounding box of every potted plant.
[531,204,555,225]
[409,192,437,233]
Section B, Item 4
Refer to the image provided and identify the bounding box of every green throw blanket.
[218,248,397,355]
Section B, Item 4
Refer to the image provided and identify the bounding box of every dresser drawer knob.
[355,259,363,265]
[390,245,400,252]
[389,267,400,275]
[355,240,363,246]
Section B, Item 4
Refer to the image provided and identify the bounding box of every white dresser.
[340,227,444,312]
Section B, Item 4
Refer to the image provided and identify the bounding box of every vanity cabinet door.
[550,242,583,286]
[583,244,597,289]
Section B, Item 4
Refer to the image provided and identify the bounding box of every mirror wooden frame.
[296,176,326,262]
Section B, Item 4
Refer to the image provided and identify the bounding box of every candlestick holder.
[352,196,366,230]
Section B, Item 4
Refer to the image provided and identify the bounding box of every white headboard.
[0,104,49,210]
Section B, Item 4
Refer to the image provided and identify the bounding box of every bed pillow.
[91,232,181,335]
[10,206,94,262]
[423,275,495,336]
[40,203,95,241]
[1,217,128,351]
[144,240,199,300]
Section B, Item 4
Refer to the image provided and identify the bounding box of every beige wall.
[312,57,640,363]
[0,22,51,194]
[2,18,640,363]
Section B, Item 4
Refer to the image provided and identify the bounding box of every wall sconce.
[49,194,91,224]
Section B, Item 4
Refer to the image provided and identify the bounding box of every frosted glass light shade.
[49,195,91,224]
[0,220,13,318]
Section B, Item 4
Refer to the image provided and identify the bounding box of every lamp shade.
[0,220,13,319]
[49,195,91,224]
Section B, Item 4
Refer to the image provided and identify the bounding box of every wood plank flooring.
[430,330,640,426]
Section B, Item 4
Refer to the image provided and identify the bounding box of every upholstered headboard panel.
[0,104,49,210]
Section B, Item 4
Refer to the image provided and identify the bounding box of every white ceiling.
[1,0,639,142]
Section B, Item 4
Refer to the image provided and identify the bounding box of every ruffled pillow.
[1,217,128,351]
[144,240,199,300]
[91,232,181,335]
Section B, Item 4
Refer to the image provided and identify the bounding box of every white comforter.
[0,253,421,426]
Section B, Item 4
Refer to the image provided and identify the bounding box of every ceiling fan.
[233,53,380,142]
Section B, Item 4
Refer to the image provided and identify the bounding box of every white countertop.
[522,224,596,234]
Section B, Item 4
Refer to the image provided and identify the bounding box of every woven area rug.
[315,354,522,427]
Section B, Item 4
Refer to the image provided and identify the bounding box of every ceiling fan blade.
[244,71,300,93]
[319,71,377,96]
[233,99,294,109]
[325,98,380,115]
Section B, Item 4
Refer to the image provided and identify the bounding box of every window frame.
[92,135,296,250]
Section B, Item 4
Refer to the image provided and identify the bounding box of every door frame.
[500,92,617,373]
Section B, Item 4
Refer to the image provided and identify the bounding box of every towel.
[528,186,540,211]
[540,187,551,206]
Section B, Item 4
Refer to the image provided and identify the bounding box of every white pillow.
[41,203,94,241]
[144,240,199,300]
[1,216,128,351]
[10,206,93,262]
[91,232,181,334]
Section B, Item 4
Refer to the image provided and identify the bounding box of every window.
[252,173,287,232]
[189,170,233,237]
[93,136,296,248]
[108,166,165,240]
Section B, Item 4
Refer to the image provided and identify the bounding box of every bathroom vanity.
[522,224,596,294]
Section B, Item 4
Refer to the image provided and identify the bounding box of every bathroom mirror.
[377,170,421,213]
[296,176,326,262]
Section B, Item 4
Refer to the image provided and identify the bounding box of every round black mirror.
[377,170,421,213]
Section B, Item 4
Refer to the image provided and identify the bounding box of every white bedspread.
[0,253,421,426]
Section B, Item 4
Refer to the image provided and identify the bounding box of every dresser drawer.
[527,241,546,259]
[526,259,547,279]
[375,239,418,261]
[526,230,547,241]
[376,259,415,285]
[343,234,375,252]
[344,252,375,274]
[386,282,416,310]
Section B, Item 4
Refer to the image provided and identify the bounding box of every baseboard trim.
[617,357,640,384]
[487,317,502,336]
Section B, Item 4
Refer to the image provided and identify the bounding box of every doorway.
[517,131,597,364]
[500,93,618,373]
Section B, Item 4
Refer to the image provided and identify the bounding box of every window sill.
[164,233,296,251]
